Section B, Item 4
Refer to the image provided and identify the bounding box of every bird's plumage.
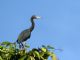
[17,29,31,43]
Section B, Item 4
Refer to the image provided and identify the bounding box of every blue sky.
[0,0,80,60]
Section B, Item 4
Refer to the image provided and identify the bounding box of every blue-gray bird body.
[17,29,31,43]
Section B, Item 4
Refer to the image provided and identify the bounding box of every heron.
[16,15,41,48]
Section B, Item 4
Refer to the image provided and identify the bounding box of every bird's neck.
[30,18,35,32]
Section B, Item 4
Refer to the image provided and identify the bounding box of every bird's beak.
[36,16,41,19]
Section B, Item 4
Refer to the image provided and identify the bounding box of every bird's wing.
[17,29,31,42]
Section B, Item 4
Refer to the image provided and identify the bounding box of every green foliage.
[0,41,57,60]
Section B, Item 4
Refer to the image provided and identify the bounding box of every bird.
[16,15,41,48]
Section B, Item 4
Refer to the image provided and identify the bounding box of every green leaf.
[19,55,26,60]
[41,48,47,52]
[31,56,35,60]
[1,41,11,46]
[47,45,54,49]
[42,45,47,49]
[0,56,3,60]
[40,52,44,57]
[25,45,30,48]
[51,53,57,60]
[27,56,31,60]
[0,46,3,49]
[34,51,40,58]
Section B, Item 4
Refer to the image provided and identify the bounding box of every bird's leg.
[22,43,24,48]
[20,42,24,50]
[19,43,22,49]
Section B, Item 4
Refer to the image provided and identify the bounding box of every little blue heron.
[16,15,41,48]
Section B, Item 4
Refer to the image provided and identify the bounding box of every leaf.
[42,45,47,49]
[27,56,31,60]
[0,56,3,60]
[27,56,35,60]
[39,51,44,57]
[41,48,47,52]
[47,52,57,60]
[34,51,40,58]
[1,41,11,46]
[47,45,54,49]
[0,46,3,49]
[31,56,35,60]
[51,53,57,60]
[25,45,30,48]
[19,55,26,60]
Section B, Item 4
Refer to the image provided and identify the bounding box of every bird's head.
[31,15,41,20]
